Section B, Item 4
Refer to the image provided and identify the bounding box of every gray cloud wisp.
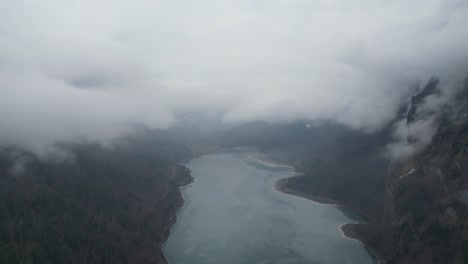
[1,0,468,158]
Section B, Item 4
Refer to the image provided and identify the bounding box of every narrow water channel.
[163,152,376,264]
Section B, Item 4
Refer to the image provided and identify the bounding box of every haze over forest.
[4,1,468,264]
[2,0,468,159]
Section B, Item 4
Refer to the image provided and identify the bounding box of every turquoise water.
[163,153,376,264]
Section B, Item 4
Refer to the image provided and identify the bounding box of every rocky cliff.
[347,78,468,263]
[351,115,468,264]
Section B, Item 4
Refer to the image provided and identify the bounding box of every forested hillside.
[0,130,192,264]
[211,120,390,219]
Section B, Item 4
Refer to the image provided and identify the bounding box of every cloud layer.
[1,0,468,157]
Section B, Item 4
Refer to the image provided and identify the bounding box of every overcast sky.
[1,0,468,156]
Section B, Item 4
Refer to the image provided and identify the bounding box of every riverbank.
[251,150,382,262]
[252,154,369,216]
[275,177,381,263]
[275,178,338,205]
[159,166,194,264]
[340,224,382,263]
[275,177,372,219]
[246,152,294,169]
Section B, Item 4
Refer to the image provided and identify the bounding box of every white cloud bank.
[1,0,468,157]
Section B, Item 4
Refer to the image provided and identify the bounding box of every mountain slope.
[353,116,468,264]
[0,131,192,264]
[211,120,390,220]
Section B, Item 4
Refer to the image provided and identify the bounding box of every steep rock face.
[352,77,468,263]
[406,78,440,125]
[356,117,468,263]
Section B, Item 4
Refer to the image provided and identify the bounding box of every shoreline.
[274,177,372,220]
[159,170,194,264]
[275,177,381,263]
[339,224,382,263]
[246,152,294,169]
[274,178,338,206]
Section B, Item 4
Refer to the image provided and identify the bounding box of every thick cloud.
[1,0,468,157]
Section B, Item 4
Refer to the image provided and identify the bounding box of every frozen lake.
[163,152,376,264]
